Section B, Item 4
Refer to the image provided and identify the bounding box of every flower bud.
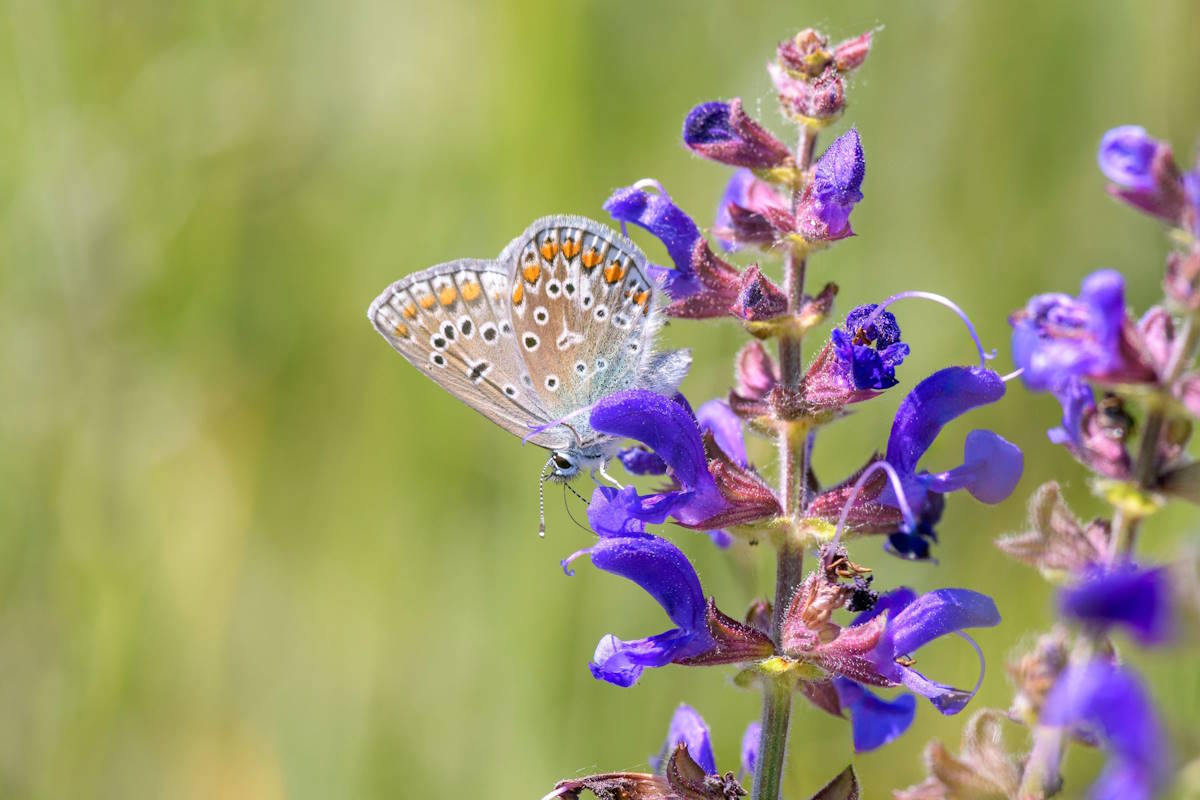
[1098,125,1187,224]
[683,99,794,169]
[729,265,788,322]
[796,129,865,242]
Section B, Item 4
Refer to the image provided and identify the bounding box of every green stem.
[753,124,816,800]
[752,679,794,800]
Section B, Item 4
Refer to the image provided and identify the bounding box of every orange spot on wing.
[562,239,580,259]
[402,303,417,319]
[511,283,524,306]
[439,285,458,306]
[393,323,410,338]
[581,248,602,269]
[418,294,436,310]
[461,282,481,302]
[522,264,541,284]
[540,240,559,261]
[634,290,650,307]
[603,260,627,284]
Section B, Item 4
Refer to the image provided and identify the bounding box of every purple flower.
[1098,126,1187,225]
[739,722,760,778]
[1042,664,1169,800]
[592,390,780,535]
[831,304,910,390]
[866,588,1000,713]
[564,534,714,687]
[797,129,865,241]
[1059,565,1174,646]
[804,367,1023,560]
[683,99,793,169]
[612,398,749,547]
[1010,270,1155,392]
[653,705,717,775]
[794,586,1000,729]
[883,366,1024,558]
[832,677,917,753]
[603,182,702,299]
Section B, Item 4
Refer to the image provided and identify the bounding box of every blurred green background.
[3,1,1200,797]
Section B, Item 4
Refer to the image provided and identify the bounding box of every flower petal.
[884,588,1001,658]
[1098,126,1161,190]
[1041,664,1169,800]
[589,630,695,688]
[617,446,668,476]
[592,390,710,491]
[584,535,707,631]
[740,722,761,778]
[654,705,717,775]
[919,429,1024,504]
[586,485,677,537]
[885,367,1006,475]
[1058,566,1174,646]
[603,183,701,278]
[833,678,917,752]
[696,399,747,467]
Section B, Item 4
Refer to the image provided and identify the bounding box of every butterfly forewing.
[368,259,564,443]
[499,216,665,446]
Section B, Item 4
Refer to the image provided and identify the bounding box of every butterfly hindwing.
[368,259,565,444]
[498,216,677,447]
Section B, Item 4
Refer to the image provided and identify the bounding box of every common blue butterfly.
[368,216,691,499]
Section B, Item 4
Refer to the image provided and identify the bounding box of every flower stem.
[752,678,794,800]
[754,124,817,800]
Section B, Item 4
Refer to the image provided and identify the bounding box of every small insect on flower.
[367,217,693,533]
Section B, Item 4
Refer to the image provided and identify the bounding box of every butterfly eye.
[552,453,573,472]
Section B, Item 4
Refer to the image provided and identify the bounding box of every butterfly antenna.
[561,485,592,534]
[537,456,554,538]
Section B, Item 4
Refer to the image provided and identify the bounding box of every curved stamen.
[864,291,994,368]
[832,460,917,548]
[999,367,1025,383]
[632,177,669,197]
[957,631,987,699]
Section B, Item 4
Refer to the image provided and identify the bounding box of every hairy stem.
[1019,311,1199,799]
[754,124,816,800]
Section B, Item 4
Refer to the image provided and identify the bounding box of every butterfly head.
[548,445,609,480]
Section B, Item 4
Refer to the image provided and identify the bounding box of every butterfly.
[367,215,691,521]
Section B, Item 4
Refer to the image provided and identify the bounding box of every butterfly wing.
[498,215,691,447]
[368,258,569,446]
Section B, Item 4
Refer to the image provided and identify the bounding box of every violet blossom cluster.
[541,28,1029,800]
[891,127,1200,799]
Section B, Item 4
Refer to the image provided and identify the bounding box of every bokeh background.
[4,1,1200,797]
